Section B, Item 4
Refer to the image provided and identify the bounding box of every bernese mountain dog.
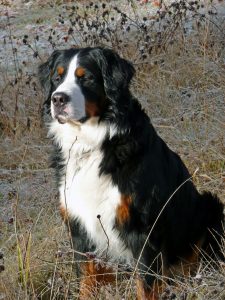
[38,47,224,300]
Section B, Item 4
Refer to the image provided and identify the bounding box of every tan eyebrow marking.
[57,66,65,76]
[75,67,85,78]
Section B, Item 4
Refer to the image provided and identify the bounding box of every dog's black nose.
[52,92,69,107]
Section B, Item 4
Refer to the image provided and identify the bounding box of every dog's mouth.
[53,106,75,124]
[53,103,88,126]
[55,112,83,127]
[55,112,69,124]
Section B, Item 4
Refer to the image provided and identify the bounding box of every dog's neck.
[48,117,117,156]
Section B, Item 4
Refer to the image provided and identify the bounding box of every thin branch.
[97,214,110,259]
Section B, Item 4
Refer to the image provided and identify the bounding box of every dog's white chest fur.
[49,119,133,264]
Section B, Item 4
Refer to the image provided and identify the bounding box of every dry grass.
[0,0,224,299]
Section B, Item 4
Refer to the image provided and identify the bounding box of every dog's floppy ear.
[38,50,63,117]
[91,48,135,101]
[38,50,62,110]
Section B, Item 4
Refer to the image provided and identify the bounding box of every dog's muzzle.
[51,92,69,124]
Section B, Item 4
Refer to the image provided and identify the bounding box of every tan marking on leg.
[136,278,162,300]
[169,238,204,277]
[79,260,115,299]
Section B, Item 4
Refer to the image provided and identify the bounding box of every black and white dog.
[39,47,224,299]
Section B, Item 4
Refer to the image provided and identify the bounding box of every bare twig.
[97,214,110,259]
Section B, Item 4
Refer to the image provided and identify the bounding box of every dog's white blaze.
[51,54,86,120]
[49,118,133,265]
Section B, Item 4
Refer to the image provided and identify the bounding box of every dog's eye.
[55,75,61,82]
[75,67,85,78]
[54,66,65,82]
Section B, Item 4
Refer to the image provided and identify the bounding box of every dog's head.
[38,47,135,124]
